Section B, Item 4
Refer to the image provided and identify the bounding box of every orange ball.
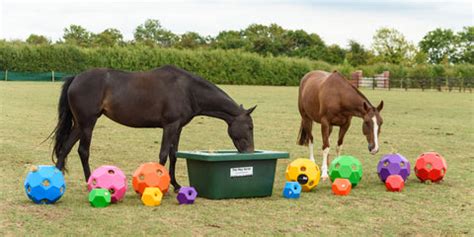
[332,178,352,196]
[132,162,171,195]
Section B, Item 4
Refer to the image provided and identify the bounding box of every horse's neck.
[344,85,372,118]
[193,82,242,124]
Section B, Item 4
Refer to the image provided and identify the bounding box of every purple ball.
[377,153,411,182]
[177,186,198,204]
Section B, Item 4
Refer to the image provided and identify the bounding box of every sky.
[0,0,472,48]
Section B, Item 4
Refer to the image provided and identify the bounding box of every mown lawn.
[0,82,473,236]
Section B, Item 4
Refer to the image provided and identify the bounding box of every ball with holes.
[132,162,171,195]
[285,158,321,192]
[414,152,447,182]
[89,188,111,208]
[332,178,352,196]
[87,165,127,203]
[141,187,163,206]
[377,153,411,182]
[329,155,363,187]
[177,186,198,204]
[282,181,302,199]
[24,165,66,204]
[385,175,405,192]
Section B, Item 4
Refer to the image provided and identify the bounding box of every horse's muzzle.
[368,145,378,155]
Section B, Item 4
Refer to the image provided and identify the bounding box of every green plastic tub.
[176,150,289,199]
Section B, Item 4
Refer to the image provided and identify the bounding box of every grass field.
[0,82,473,236]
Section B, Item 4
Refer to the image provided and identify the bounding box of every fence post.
[52,71,55,82]
[372,77,375,90]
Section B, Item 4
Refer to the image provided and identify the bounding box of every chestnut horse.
[297,70,383,180]
[52,65,256,191]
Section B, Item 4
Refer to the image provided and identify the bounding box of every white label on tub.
[230,167,253,177]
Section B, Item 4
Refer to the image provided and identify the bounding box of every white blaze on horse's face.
[370,116,379,155]
[362,113,381,155]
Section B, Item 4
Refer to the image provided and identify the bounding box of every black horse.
[52,65,256,191]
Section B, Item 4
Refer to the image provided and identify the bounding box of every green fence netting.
[0,71,73,81]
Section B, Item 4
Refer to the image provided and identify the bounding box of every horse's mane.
[160,65,240,106]
[332,71,373,107]
[351,84,373,107]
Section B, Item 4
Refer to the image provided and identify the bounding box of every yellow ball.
[141,187,163,206]
[285,158,321,192]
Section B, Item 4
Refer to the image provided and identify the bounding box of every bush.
[0,42,473,87]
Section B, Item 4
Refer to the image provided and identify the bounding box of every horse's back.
[67,66,196,128]
[299,70,355,122]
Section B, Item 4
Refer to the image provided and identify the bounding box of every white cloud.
[1,0,472,47]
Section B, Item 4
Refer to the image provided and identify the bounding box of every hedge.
[0,42,472,88]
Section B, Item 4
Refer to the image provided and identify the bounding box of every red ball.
[385,175,404,192]
[414,152,447,182]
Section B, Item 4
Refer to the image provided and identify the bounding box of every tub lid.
[176,150,289,162]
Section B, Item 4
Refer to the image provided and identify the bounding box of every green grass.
[0,82,473,236]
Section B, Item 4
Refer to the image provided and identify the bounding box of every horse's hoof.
[321,175,329,181]
[173,186,182,193]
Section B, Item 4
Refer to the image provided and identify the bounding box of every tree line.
[18,19,473,66]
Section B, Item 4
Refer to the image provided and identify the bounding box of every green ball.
[329,155,363,187]
[89,188,111,208]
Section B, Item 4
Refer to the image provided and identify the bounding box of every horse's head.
[362,101,384,155]
[228,105,256,153]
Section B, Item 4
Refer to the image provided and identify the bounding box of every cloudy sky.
[0,0,472,47]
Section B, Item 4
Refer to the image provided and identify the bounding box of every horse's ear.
[363,102,370,113]
[377,100,384,112]
[240,104,244,109]
[246,105,257,115]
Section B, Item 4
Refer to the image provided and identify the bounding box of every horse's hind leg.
[56,128,81,170]
[298,116,315,162]
[77,119,98,182]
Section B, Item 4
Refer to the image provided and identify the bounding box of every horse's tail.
[297,117,313,146]
[51,76,76,168]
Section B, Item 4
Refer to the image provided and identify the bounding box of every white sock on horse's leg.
[336,145,343,157]
[309,142,315,162]
[321,147,330,179]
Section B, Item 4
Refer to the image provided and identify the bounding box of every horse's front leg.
[168,127,183,192]
[158,122,180,188]
[337,121,351,157]
[320,119,333,181]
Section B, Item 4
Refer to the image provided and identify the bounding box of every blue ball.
[282,181,301,199]
[24,165,66,204]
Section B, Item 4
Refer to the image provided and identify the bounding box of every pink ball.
[87,165,127,203]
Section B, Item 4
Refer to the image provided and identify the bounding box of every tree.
[419,28,456,64]
[92,28,123,47]
[134,19,177,47]
[26,34,51,45]
[63,24,92,47]
[213,30,246,50]
[284,30,326,60]
[176,32,207,49]
[243,23,286,56]
[372,27,415,64]
[455,26,473,64]
[322,44,346,64]
[345,40,369,66]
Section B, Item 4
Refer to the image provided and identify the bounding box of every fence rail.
[1,71,72,82]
